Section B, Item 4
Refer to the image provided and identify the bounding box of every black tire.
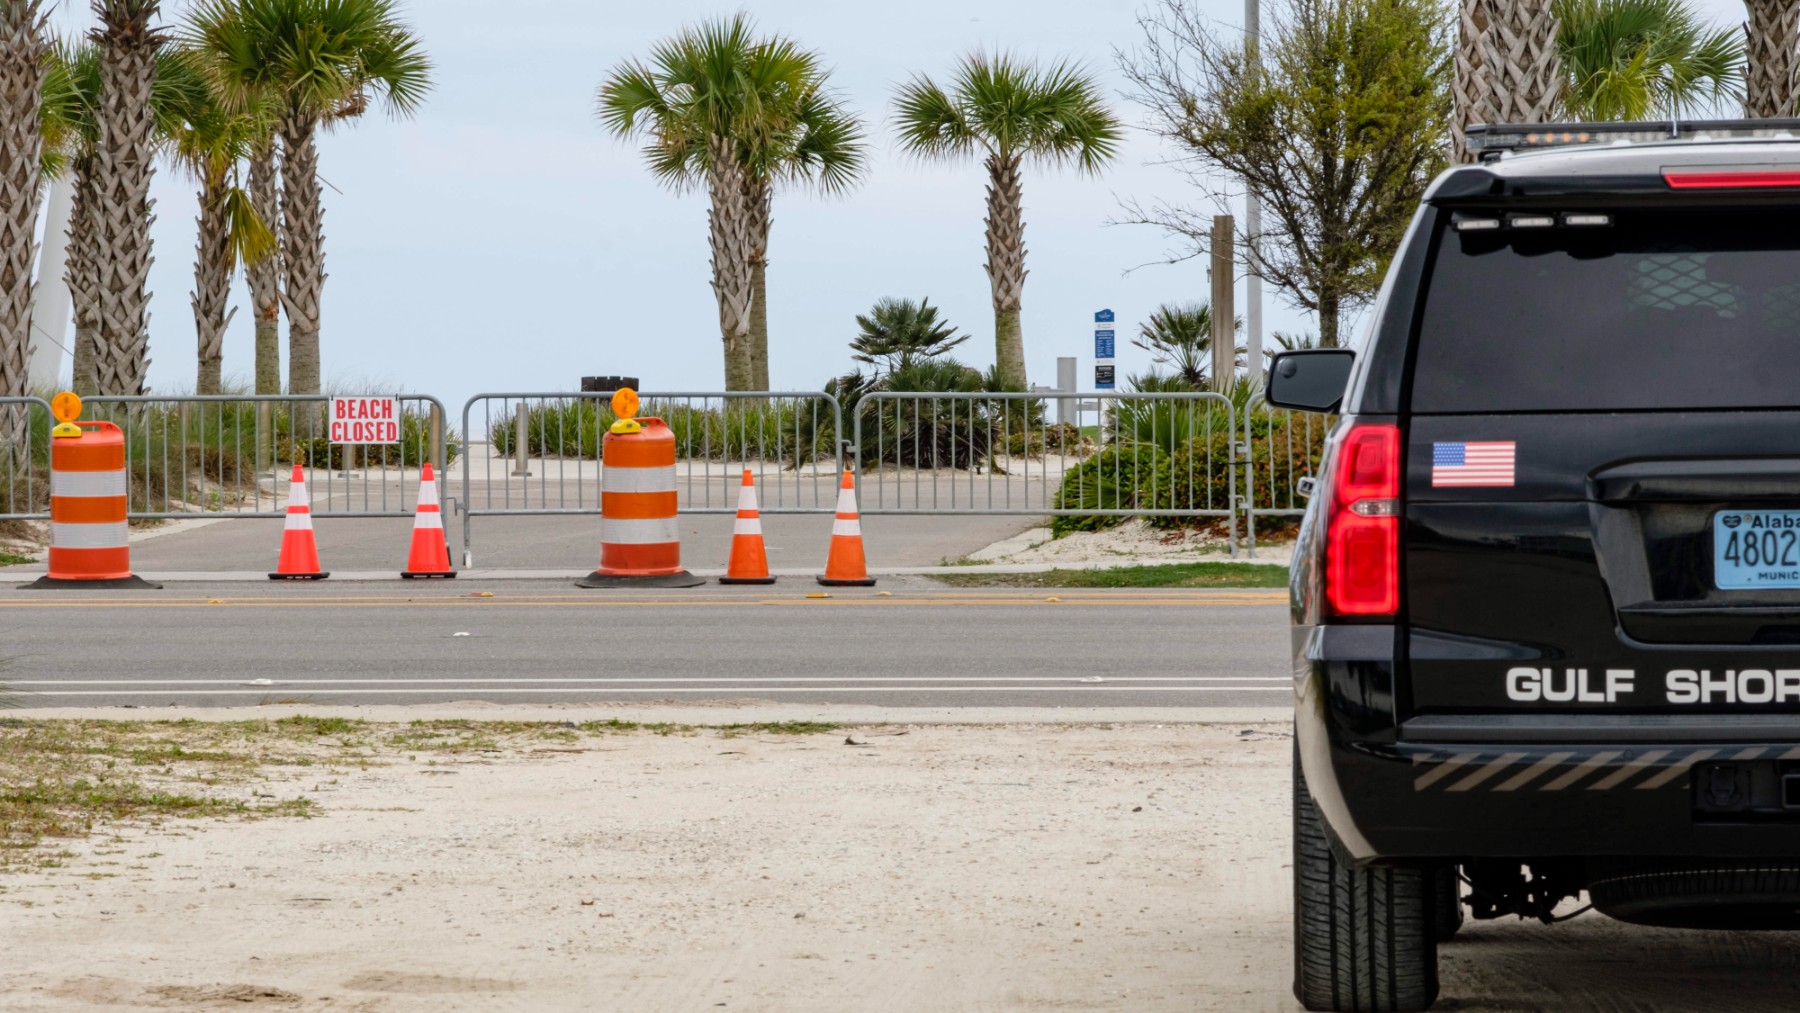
[1294,750,1440,1012]
[1589,859,1800,929]
[1432,865,1463,942]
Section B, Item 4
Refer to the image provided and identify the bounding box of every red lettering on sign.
[327,397,399,443]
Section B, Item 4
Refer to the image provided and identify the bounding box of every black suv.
[1267,120,1800,1012]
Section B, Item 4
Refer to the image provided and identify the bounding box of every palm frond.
[599,16,865,196]
[185,0,431,122]
[221,181,276,269]
[893,75,977,160]
[1554,0,1744,120]
[894,51,1120,171]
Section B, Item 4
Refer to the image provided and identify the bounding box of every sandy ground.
[9,709,1800,1012]
[968,520,1294,566]
[1,717,1293,1012]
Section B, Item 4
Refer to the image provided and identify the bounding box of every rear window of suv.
[1410,209,1800,413]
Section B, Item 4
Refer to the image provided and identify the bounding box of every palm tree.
[599,15,856,391]
[893,53,1121,389]
[0,0,49,447]
[1482,0,1565,125]
[189,0,430,395]
[744,86,866,390]
[243,134,278,393]
[165,46,274,394]
[47,39,103,394]
[1131,302,1243,389]
[850,296,969,375]
[89,0,166,397]
[1555,0,1741,120]
[1744,0,1799,117]
[52,36,210,394]
[1453,0,1492,163]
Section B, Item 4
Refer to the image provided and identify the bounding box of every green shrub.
[1049,421,1329,535]
[488,398,837,467]
[1051,444,1171,535]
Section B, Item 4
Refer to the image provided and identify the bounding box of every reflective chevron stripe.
[1408,747,1737,793]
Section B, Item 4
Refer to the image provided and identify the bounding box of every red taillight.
[1664,170,1800,190]
[1325,425,1400,616]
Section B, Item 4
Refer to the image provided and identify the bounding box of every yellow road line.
[0,594,1285,609]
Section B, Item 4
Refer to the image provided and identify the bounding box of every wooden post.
[1211,215,1236,392]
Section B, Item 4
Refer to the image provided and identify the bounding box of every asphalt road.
[0,580,1289,708]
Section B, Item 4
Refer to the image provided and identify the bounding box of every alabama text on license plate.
[1715,510,1800,589]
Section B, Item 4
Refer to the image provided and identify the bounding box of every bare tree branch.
[1118,0,1451,346]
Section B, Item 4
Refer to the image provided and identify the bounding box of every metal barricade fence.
[458,392,844,565]
[851,391,1240,552]
[1242,394,1332,554]
[0,396,53,522]
[75,394,451,519]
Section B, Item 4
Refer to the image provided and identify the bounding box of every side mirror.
[1266,349,1355,414]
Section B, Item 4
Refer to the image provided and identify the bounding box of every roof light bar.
[1467,118,1800,155]
[1562,213,1612,227]
[1508,214,1556,229]
[1452,216,1501,232]
[1664,169,1800,190]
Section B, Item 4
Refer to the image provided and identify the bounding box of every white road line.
[7,676,1290,686]
[17,686,1293,697]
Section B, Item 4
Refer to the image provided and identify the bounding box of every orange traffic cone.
[819,469,875,587]
[270,464,328,580]
[401,463,456,579]
[720,468,775,585]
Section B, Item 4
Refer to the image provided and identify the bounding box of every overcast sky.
[35,0,1757,409]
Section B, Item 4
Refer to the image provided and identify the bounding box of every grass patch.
[0,551,35,566]
[0,715,847,870]
[718,721,841,736]
[932,562,1289,589]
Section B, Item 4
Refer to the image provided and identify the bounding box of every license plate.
[1715,510,1800,589]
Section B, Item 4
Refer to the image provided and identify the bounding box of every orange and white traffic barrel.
[24,392,160,590]
[576,388,703,588]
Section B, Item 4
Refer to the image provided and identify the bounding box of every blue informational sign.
[1094,309,1117,389]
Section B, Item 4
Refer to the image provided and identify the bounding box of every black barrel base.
[576,570,706,589]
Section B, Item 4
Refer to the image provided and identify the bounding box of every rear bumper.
[1295,624,1800,863]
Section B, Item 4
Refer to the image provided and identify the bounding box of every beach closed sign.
[329,397,401,444]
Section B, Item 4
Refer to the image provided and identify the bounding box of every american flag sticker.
[1432,441,1516,487]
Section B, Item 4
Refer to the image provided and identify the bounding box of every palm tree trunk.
[706,137,755,392]
[1452,0,1491,163]
[278,111,324,395]
[1480,0,1562,125]
[747,180,771,391]
[90,0,162,397]
[749,259,769,390]
[65,160,100,394]
[246,141,281,395]
[1746,0,1800,117]
[983,152,1028,388]
[191,175,232,395]
[0,0,47,450]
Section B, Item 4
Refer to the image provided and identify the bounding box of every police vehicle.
[1266,120,1800,1012]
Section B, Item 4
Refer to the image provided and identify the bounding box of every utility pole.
[1244,0,1265,386]
[1211,216,1235,391]
[27,177,74,389]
